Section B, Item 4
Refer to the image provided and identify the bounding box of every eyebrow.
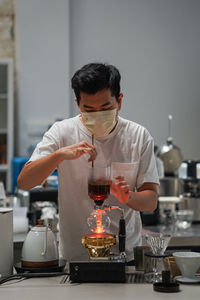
[83,101,111,109]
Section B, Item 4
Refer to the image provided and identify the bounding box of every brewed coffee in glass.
[88,166,111,206]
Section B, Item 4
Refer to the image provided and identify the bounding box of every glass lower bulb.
[87,209,111,234]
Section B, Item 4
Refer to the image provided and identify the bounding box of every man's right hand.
[58,141,97,162]
[17,141,97,190]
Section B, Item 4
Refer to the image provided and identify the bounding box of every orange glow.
[93,209,105,234]
[95,227,104,234]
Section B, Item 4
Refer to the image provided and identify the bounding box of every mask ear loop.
[92,134,94,168]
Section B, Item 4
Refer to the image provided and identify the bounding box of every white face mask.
[81,108,117,137]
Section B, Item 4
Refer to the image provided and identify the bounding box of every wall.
[15,0,70,156]
[69,0,200,160]
[15,0,200,159]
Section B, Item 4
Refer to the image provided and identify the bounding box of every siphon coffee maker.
[69,165,126,283]
[144,233,171,283]
[82,165,126,258]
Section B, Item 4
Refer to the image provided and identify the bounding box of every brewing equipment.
[21,219,59,268]
[158,115,183,176]
[144,233,171,283]
[178,160,200,222]
[69,165,126,283]
[16,186,58,226]
[158,196,180,230]
[159,177,180,197]
[12,219,66,277]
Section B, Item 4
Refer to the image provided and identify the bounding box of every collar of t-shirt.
[76,114,123,140]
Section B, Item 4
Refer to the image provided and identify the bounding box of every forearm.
[17,141,97,191]
[17,150,64,190]
[126,190,158,213]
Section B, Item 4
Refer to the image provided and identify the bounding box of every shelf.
[0,58,13,192]
[0,164,8,171]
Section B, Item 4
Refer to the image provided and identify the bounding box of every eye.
[102,106,113,111]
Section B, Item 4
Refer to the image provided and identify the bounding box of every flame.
[95,227,104,234]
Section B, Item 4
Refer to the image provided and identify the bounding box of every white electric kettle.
[21,219,58,268]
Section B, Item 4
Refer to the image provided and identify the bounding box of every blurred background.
[1,1,200,264]
[0,0,200,192]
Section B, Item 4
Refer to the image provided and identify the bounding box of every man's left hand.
[110,175,130,203]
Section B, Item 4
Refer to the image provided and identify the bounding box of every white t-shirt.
[29,115,159,262]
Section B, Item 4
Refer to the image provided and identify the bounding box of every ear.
[74,98,79,106]
[117,93,123,111]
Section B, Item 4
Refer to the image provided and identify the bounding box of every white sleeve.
[29,123,60,162]
[136,137,160,189]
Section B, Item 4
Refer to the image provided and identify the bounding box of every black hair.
[71,63,121,104]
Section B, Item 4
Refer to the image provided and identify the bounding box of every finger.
[77,147,97,160]
[88,156,96,162]
[82,141,97,151]
[87,145,97,157]
[89,149,97,161]
[79,146,96,155]
[116,182,130,193]
[83,148,97,161]
[122,185,130,193]
[116,181,127,186]
[114,175,124,181]
[79,142,97,157]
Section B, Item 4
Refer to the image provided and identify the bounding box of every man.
[18,63,159,262]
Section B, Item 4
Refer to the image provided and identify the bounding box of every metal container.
[159,196,180,226]
[159,177,180,196]
[178,160,200,198]
[178,160,197,179]
[178,160,200,222]
[133,246,150,271]
[158,115,183,175]
[178,196,200,222]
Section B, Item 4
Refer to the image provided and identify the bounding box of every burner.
[14,259,66,274]
[82,233,116,257]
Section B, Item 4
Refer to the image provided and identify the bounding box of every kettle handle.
[41,225,47,256]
